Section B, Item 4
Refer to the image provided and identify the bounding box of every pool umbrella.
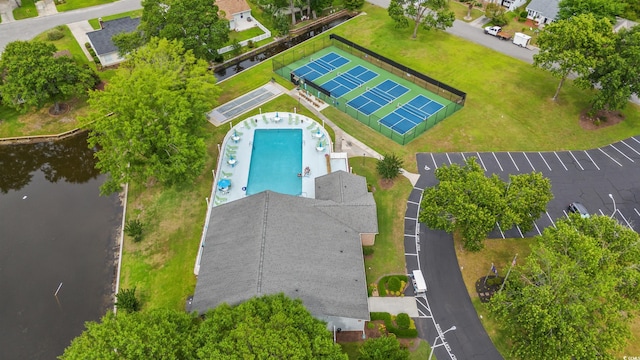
[218,179,231,189]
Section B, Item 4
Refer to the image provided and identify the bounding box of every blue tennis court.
[292,52,350,81]
[321,65,378,98]
[379,95,445,134]
[346,80,409,116]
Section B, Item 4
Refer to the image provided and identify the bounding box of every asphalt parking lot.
[405,136,640,360]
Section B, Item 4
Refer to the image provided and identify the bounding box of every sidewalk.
[67,20,95,62]
[0,0,16,23]
[35,0,57,16]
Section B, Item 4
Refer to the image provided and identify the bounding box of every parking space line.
[413,187,423,191]
[568,151,584,170]
[476,152,487,171]
[621,140,640,156]
[446,153,452,165]
[460,152,466,161]
[405,253,418,256]
[523,152,535,171]
[492,152,504,172]
[562,210,570,219]
[496,222,505,238]
[431,153,438,169]
[539,153,552,171]
[618,211,633,228]
[584,150,601,170]
[507,152,519,171]
[408,200,419,205]
[597,148,622,167]
[553,152,568,170]
[635,208,640,217]
[598,209,605,216]
[546,211,556,228]
[516,224,524,238]
[609,144,634,162]
[533,219,542,235]
[405,217,417,220]
[632,137,640,145]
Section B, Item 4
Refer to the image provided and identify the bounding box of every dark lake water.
[0,134,122,359]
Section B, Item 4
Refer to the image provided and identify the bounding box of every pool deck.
[212,112,335,206]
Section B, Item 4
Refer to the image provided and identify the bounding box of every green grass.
[227,26,265,44]
[341,339,432,359]
[56,0,116,12]
[13,0,37,20]
[340,342,360,359]
[450,0,484,21]
[33,25,94,68]
[350,159,412,285]
[88,11,143,29]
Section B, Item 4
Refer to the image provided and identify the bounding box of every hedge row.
[370,312,418,338]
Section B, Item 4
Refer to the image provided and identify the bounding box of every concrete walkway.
[0,0,15,23]
[35,0,57,16]
[368,297,419,317]
[67,20,94,63]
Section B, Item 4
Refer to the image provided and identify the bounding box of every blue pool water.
[246,129,302,196]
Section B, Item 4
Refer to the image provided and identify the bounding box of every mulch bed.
[475,275,504,303]
[48,103,70,116]
[336,322,422,350]
[579,109,624,130]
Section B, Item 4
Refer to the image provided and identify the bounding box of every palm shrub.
[124,219,144,243]
[377,153,404,180]
[115,287,140,313]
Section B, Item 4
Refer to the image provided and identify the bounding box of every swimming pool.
[246,129,302,196]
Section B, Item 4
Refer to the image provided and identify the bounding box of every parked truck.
[484,26,512,40]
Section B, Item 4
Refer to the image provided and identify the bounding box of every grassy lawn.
[33,25,94,68]
[13,0,37,20]
[350,159,412,285]
[55,0,116,12]
[88,10,143,29]
[227,26,264,44]
[450,0,484,21]
[340,339,432,359]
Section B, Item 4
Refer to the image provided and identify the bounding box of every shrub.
[55,25,65,31]
[93,56,101,64]
[230,39,242,57]
[247,40,255,48]
[370,312,418,338]
[367,322,376,329]
[486,276,503,286]
[388,277,402,292]
[47,29,65,41]
[87,48,96,56]
[115,287,140,313]
[124,219,144,242]
[363,246,375,256]
[396,313,410,329]
[520,10,528,19]
[85,42,92,49]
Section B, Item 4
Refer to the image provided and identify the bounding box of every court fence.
[272,35,466,145]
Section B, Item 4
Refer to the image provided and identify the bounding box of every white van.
[411,270,427,295]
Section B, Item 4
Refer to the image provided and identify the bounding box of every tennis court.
[291,52,350,81]
[321,65,378,97]
[379,95,445,134]
[346,80,409,116]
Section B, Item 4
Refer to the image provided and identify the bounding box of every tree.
[139,0,229,61]
[418,158,553,251]
[115,287,141,313]
[358,334,409,360]
[490,216,640,360]
[0,40,98,113]
[485,3,507,26]
[85,38,219,194]
[584,25,640,113]
[533,13,615,101]
[344,0,365,11]
[196,294,347,359]
[112,31,145,57]
[558,0,625,22]
[376,153,404,180]
[60,309,201,359]
[388,0,455,39]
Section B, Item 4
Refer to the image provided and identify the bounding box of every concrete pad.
[0,0,16,23]
[35,0,57,16]
[368,296,419,318]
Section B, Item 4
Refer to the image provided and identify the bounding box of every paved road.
[406,137,640,359]
[0,0,141,52]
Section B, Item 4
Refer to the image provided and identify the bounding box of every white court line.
[539,152,552,171]
[584,150,601,170]
[496,222,505,239]
[568,151,584,170]
[523,152,535,171]
[554,152,568,170]
[546,211,556,228]
[507,152,520,171]
[461,152,466,161]
[446,153,452,165]
[476,152,487,171]
[431,153,438,169]
[492,152,504,172]
[621,140,640,156]
[609,144,634,162]
[597,148,622,167]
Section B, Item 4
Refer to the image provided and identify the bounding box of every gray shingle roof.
[191,187,373,321]
[527,0,559,20]
[86,17,140,56]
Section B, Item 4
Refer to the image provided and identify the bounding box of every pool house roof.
[191,171,374,322]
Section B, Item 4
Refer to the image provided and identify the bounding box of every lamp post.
[428,325,456,360]
[609,193,617,218]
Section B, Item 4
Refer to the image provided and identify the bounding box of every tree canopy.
[85,38,219,194]
[139,0,229,61]
[418,157,552,251]
[490,215,640,360]
[358,334,409,360]
[533,13,615,102]
[0,40,98,113]
[388,0,455,39]
[557,0,625,22]
[61,294,346,359]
